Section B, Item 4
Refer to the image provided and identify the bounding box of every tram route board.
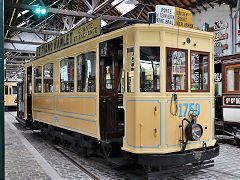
[36,17,101,58]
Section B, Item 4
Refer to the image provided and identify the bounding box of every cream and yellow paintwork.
[24,23,215,155]
[4,82,17,107]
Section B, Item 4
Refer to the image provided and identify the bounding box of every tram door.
[99,37,124,139]
[17,82,24,119]
[26,66,33,120]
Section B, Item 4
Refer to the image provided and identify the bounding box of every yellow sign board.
[174,7,195,29]
[36,17,101,57]
[155,5,195,29]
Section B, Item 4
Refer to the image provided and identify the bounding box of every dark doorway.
[27,66,33,120]
[99,37,124,139]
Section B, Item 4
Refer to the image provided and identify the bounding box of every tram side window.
[43,63,54,93]
[191,52,209,91]
[226,65,240,92]
[77,52,96,92]
[4,86,8,95]
[12,86,17,94]
[127,48,134,92]
[140,47,160,92]
[166,49,187,91]
[60,57,74,92]
[34,66,42,93]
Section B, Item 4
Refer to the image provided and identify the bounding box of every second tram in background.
[4,82,18,109]
[216,54,240,135]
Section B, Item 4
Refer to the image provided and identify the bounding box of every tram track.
[52,145,101,180]
[8,111,239,180]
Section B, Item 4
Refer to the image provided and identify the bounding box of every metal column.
[0,0,4,178]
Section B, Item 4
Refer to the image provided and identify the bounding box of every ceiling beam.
[209,3,214,8]
[82,0,92,10]
[6,2,136,22]
[6,61,26,64]
[6,64,25,66]
[5,55,35,59]
[4,39,43,45]
[5,26,61,35]
[6,69,24,71]
[201,4,207,11]
[4,49,35,54]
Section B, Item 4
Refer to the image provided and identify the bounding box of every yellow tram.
[18,10,219,176]
[4,82,17,107]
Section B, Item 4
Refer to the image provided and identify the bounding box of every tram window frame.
[5,86,8,95]
[59,57,75,93]
[77,51,96,92]
[225,64,240,93]
[12,86,17,95]
[166,48,188,92]
[190,51,210,92]
[139,46,160,92]
[43,63,54,93]
[34,66,42,93]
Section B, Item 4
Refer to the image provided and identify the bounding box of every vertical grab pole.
[0,0,4,178]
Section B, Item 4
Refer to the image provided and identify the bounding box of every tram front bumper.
[137,144,219,167]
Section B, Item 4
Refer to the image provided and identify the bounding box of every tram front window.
[12,86,17,94]
[191,52,209,91]
[140,47,160,92]
[226,65,240,92]
[166,49,187,91]
[60,57,74,92]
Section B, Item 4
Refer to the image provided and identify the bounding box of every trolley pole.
[0,0,4,179]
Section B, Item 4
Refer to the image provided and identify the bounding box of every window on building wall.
[5,86,8,95]
[43,63,54,93]
[60,57,74,92]
[226,65,240,92]
[166,48,187,91]
[140,47,160,92]
[77,52,96,92]
[34,66,42,93]
[12,86,17,94]
[191,52,209,91]
[127,47,134,92]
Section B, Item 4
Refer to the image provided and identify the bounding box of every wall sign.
[214,73,222,82]
[214,31,228,41]
[214,20,228,31]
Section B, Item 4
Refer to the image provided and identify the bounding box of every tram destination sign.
[36,17,101,58]
[224,96,240,105]
[155,5,195,29]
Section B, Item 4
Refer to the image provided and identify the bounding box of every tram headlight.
[185,123,203,141]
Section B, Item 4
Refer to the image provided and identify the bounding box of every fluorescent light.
[17,10,30,18]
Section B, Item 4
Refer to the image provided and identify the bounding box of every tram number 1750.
[178,103,200,117]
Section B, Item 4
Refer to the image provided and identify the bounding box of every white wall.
[192,4,239,56]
